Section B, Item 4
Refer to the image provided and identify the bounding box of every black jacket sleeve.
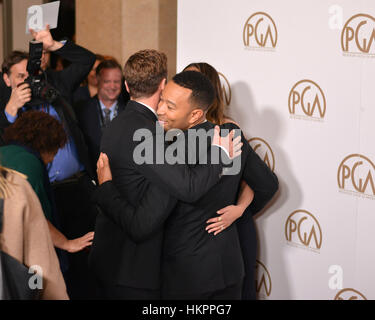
[91,181,177,243]
[46,40,95,103]
[135,129,230,203]
[241,134,279,214]
[218,122,279,215]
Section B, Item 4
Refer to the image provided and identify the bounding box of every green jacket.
[0,145,52,221]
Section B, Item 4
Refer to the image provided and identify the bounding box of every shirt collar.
[136,100,158,118]
[99,99,118,113]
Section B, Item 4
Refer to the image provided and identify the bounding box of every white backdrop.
[177,0,375,300]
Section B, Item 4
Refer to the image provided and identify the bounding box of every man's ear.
[189,109,204,124]
[124,80,130,93]
[3,73,11,87]
[159,78,167,91]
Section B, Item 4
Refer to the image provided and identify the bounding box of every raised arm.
[31,25,96,98]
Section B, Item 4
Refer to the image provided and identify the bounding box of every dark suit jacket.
[162,121,278,295]
[92,119,279,294]
[89,100,226,290]
[76,95,128,171]
[0,41,96,179]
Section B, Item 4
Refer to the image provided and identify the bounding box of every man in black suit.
[0,26,97,299]
[90,50,237,299]
[93,71,278,299]
[157,75,278,299]
[76,59,128,170]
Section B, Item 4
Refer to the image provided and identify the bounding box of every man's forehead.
[10,59,28,74]
[98,68,122,78]
[164,81,191,101]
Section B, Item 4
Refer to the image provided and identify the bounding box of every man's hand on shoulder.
[212,125,243,160]
[30,24,63,52]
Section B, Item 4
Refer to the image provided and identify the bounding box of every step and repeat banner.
[177,0,375,300]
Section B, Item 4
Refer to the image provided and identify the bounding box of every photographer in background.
[0,25,97,299]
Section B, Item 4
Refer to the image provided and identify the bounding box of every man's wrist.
[99,178,111,185]
[5,102,18,117]
[212,143,231,159]
[64,240,72,252]
[47,40,64,52]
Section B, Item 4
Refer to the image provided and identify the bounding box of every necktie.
[103,108,111,127]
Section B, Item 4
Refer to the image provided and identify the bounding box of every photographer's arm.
[3,84,31,120]
[31,25,95,97]
[30,25,63,52]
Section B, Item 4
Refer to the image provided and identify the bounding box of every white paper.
[26,1,60,34]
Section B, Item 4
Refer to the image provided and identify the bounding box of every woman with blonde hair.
[184,62,258,300]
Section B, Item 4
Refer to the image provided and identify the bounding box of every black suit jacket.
[162,121,278,295]
[0,41,96,179]
[92,119,278,294]
[90,100,226,290]
[76,95,127,171]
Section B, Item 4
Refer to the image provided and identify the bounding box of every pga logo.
[337,154,375,199]
[288,80,326,120]
[341,14,375,56]
[243,12,278,50]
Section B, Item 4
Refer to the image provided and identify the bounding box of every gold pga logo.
[288,80,326,121]
[285,210,322,252]
[248,138,275,172]
[255,260,272,299]
[341,14,375,57]
[218,72,232,106]
[334,288,367,300]
[243,12,278,51]
[337,154,375,199]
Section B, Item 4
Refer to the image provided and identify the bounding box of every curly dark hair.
[3,111,67,155]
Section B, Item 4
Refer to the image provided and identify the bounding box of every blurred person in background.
[73,54,105,104]
[76,59,128,170]
[41,49,51,71]
[73,54,130,108]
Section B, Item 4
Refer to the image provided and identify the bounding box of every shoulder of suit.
[222,118,241,128]
[76,96,99,114]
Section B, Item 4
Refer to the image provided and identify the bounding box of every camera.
[24,41,60,106]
